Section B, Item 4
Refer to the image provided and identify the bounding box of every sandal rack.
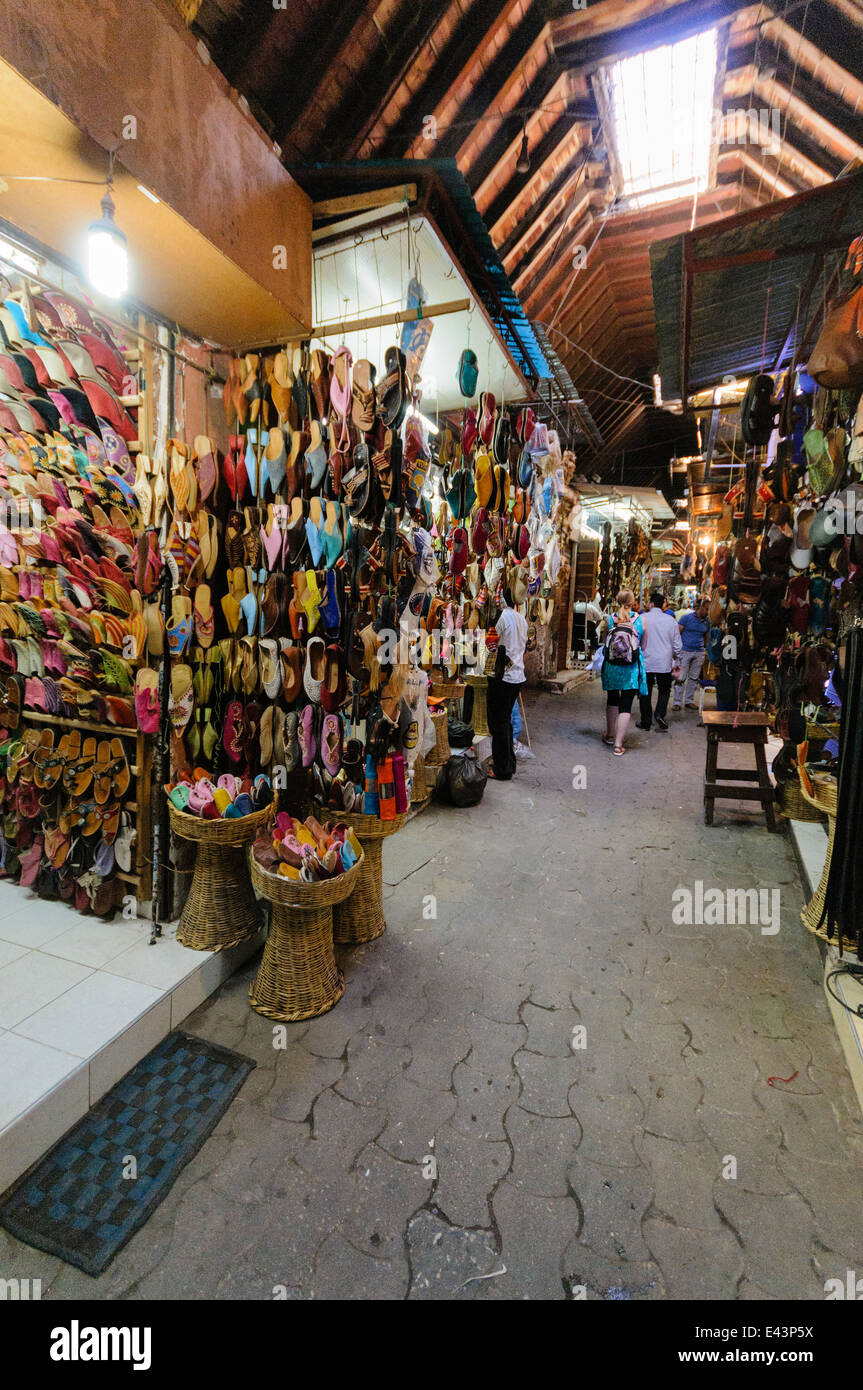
[17,713,152,897]
[1,287,158,915]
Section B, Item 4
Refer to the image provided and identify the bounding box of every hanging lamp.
[88,151,128,298]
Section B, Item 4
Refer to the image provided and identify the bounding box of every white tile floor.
[0,881,262,1194]
[788,814,863,1118]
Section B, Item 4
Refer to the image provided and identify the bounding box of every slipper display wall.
[0,283,156,916]
[155,340,571,937]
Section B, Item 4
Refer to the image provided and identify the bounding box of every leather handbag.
[808,241,863,388]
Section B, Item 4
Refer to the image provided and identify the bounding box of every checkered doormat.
[1,1031,255,1277]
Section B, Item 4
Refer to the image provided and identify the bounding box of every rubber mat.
[1,1031,255,1276]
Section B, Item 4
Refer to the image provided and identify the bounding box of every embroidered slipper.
[169,663,194,734]
[193,435,219,504]
[166,594,193,655]
[193,584,215,649]
[304,635,326,703]
[299,703,317,768]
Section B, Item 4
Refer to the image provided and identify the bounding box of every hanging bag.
[808,238,863,389]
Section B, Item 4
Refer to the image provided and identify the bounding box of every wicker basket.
[313,801,406,944]
[801,771,838,816]
[249,847,364,908]
[798,773,851,946]
[775,774,827,823]
[806,719,840,744]
[427,709,450,766]
[247,851,364,1022]
[168,798,275,845]
[170,798,274,952]
[465,673,490,738]
[411,753,429,804]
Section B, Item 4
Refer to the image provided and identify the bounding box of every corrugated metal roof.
[650,168,863,399]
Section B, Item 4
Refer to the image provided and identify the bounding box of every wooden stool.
[169,801,271,952]
[248,853,363,1021]
[701,711,776,830]
[314,803,406,945]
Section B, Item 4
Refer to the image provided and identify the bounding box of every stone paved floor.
[5,681,863,1299]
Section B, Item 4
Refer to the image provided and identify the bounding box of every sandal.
[64,736,97,795]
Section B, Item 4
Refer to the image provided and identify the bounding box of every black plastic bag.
[443,749,487,807]
[447,718,474,749]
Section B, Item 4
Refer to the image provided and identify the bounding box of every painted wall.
[0,0,312,330]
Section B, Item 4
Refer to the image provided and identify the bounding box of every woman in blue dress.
[600,589,648,756]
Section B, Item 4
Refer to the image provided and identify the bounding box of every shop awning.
[650,168,863,402]
[576,483,674,532]
[292,158,551,383]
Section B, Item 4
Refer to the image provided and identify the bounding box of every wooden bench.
[702,711,777,830]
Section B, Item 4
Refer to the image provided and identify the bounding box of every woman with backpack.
[601,589,648,756]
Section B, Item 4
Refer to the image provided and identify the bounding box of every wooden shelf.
[19,710,139,738]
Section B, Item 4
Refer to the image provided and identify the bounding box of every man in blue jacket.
[673,599,710,711]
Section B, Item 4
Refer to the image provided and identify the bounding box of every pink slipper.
[299,704,317,768]
[187,780,216,814]
[321,713,342,774]
[134,669,160,734]
[478,391,496,445]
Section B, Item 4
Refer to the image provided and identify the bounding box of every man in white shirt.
[636,592,682,732]
[487,587,528,780]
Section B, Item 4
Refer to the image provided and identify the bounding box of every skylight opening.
[601,28,718,211]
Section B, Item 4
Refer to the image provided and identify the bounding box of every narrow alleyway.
[6,682,863,1300]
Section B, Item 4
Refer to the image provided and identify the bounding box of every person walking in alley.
[486,586,527,780]
[636,591,682,731]
[673,598,710,711]
[601,588,647,756]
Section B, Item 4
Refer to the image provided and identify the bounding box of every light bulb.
[88,187,128,298]
[516,130,530,175]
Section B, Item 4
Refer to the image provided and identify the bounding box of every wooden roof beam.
[723,64,863,167]
[499,172,604,275]
[717,148,800,199]
[731,4,863,115]
[551,0,742,68]
[509,194,598,294]
[479,108,593,233]
[520,217,609,316]
[404,0,548,164]
[357,0,491,158]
